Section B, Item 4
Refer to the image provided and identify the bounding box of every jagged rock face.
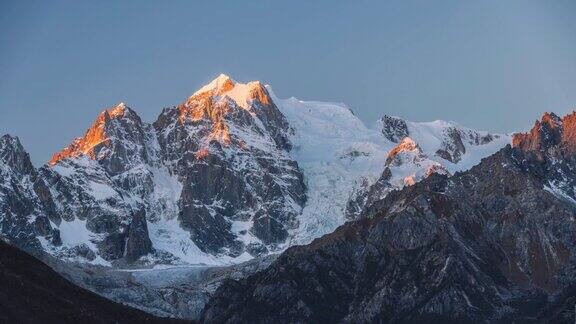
[47,103,160,214]
[0,135,58,252]
[513,111,576,182]
[513,112,564,155]
[0,134,35,176]
[39,156,138,262]
[153,74,306,255]
[50,103,153,174]
[435,127,466,163]
[124,209,153,262]
[513,112,576,202]
[380,115,409,143]
[202,144,576,323]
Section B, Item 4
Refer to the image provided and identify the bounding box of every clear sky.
[2,0,576,165]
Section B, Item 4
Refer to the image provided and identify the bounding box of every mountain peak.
[512,111,573,156]
[49,103,143,165]
[108,102,127,118]
[103,102,140,122]
[173,75,279,148]
[541,111,561,126]
[0,134,35,176]
[0,134,23,150]
[190,74,271,110]
[193,74,236,97]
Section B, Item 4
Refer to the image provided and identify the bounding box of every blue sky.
[2,0,576,164]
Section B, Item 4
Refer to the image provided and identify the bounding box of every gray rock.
[380,115,409,143]
[124,209,153,262]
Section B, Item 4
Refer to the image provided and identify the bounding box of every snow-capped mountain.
[0,74,510,267]
[153,75,306,259]
[346,115,510,220]
[272,96,510,244]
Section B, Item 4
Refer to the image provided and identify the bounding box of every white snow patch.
[544,182,576,205]
[268,86,511,246]
[55,218,111,266]
[148,217,252,266]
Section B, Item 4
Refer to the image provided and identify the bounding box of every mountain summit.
[191,74,272,110]
[49,102,148,170]
[513,111,576,158]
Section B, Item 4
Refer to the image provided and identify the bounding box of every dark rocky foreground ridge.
[0,239,186,324]
[202,113,576,323]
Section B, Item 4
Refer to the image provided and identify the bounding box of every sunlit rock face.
[512,111,576,203]
[38,101,166,264]
[513,112,576,158]
[50,103,152,172]
[154,74,306,256]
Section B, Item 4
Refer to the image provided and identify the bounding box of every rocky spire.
[169,74,292,152]
[124,209,153,262]
[380,115,409,143]
[512,112,563,155]
[49,102,143,165]
[0,134,36,177]
[49,102,152,176]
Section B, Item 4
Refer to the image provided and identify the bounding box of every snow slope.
[269,87,511,245]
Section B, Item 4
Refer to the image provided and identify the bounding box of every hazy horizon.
[2,0,576,165]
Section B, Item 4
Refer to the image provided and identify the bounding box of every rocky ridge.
[201,111,576,323]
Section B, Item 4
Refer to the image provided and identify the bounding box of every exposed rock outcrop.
[124,209,153,262]
[380,115,409,143]
[154,74,306,255]
[513,111,576,202]
[0,135,58,252]
[435,127,466,163]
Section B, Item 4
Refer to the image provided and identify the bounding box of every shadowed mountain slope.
[0,240,186,323]
[202,112,576,323]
